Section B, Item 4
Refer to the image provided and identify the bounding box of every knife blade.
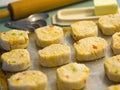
[5,13,49,32]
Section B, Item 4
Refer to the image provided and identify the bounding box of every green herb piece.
[115,70,118,74]
[11,61,16,63]
[74,58,78,61]
[72,67,77,72]
[19,33,23,35]
[12,33,16,35]
[73,34,76,37]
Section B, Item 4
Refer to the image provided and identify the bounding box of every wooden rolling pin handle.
[0,9,10,19]
[0,0,84,20]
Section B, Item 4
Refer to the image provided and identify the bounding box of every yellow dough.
[57,63,89,90]
[1,49,31,72]
[8,70,47,90]
[98,14,120,35]
[35,26,64,48]
[104,55,120,82]
[107,84,120,90]
[111,32,120,55]
[71,21,98,41]
[0,30,29,50]
[74,37,108,61]
[38,44,71,67]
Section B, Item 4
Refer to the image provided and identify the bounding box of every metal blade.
[5,13,49,32]
[5,20,31,30]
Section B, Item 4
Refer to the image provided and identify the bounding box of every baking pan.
[1,28,115,90]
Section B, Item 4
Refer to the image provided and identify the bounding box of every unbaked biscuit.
[38,44,71,67]
[107,84,120,90]
[1,49,31,72]
[0,30,29,50]
[111,32,120,54]
[35,26,64,48]
[8,70,47,90]
[98,14,120,35]
[57,63,89,90]
[104,55,120,82]
[74,37,108,61]
[71,21,98,41]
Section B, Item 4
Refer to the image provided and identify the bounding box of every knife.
[5,13,49,32]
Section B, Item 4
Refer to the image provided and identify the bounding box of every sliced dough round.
[38,44,71,67]
[111,32,120,55]
[56,63,89,90]
[71,20,98,41]
[107,84,120,90]
[8,70,47,90]
[98,14,120,35]
[1,49,31,72]
[0,30,29,51]
[74,37,108,61]
[35,26,64,48]
[104,55,120,82]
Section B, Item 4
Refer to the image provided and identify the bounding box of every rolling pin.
[0,0,84,20]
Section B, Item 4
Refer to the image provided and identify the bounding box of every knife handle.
[0,9,10,19]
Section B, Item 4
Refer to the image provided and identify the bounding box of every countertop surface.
[0,0,93,32]
[0,1,120,90]
[0,0,120,32]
